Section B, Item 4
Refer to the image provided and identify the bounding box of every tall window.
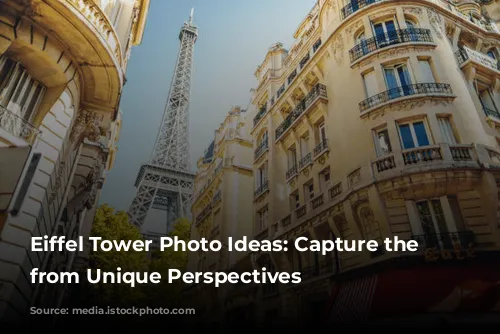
[397,119,431,150]
[319,167,331,192]
[384,63,413,98]
[418,59,436,83]
[477,83,498,117]
[363,69,377,98]
[416,199,452,249]
[287,147,297,169]
[374,127,392,156]
[437,117,457,144]
[257,206,269,231]
[300,135,309,158]
[256,162,268,188]
[373,19,398,45]
[0,55,46,122]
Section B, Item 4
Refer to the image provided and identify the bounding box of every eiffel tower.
[128,9,197,233]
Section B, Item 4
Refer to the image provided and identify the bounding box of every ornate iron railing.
[455,46,500,72]
[349,28,433,63]
[254,138,268,160]
[254,180,269,198]
[341,0,382,20]
[0,105,41,144]
[299,152,313,170]
[359,83,453,112]
[286,164,298,180]
[275,83,327,140]
[253,105,268,127]
[314,139,329,157]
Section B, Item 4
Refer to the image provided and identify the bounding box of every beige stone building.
[188,0,500,326]
[0,0,149,323]
[186,105,255,321]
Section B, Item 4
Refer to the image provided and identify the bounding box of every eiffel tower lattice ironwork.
[128,9,197,233]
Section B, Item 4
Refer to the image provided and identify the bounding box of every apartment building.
[185,105,255,323]
[0,0,149,323]
[198,0,500,325]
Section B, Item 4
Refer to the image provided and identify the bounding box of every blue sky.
[100,0,317,211]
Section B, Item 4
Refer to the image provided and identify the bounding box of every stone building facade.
[185,105,255,323]
[187,0,500,326]
[0,0,149,323]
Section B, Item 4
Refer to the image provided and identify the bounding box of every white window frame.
[383,62,414,90]
[373,127,392,157]
[437,116,457,145]
[397,118,433,149]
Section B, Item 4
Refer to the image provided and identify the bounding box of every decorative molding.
[367,97,454,121]
[427,8,443,39]
[70,109,101,143]
[332,34,344,65]
[403,6,423,18]
[369,8,396,21]
[357,45,436,67]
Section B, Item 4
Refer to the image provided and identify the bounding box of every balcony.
[0,105,41,145]
[341,0,383,20]
[411,231,475,251]
[286,164,298,181]
[372,143,479,176]
[254,180,269,199]
[484,107,500,120]
[298,152,313,170]
[254,139,269,161]
[359,83,454,115]
[295,204,307,219]
[195,203,212,226]
[311,193,324,210]
[455,47,500,74]
[275,83,328,141]
[253,106,268,127]
[349,28,434,64]
[313,139,329,158]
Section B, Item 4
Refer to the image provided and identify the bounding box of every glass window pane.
[413,121,430,146]
[399,124,415,149]
[384,68,398,90]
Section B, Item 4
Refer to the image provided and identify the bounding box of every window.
[319,123,327,143]
[304,181,314,200]
[372,19,398,45]
[256,162,268,188]
[355,31,369,56]
[384,63,413,98]
[0,55,46,122]
[319,168,331,192]
[363,70,378,98]
[287,147,297,169]
[397,119,431,149]
[416,199,453,249]
[290,191,300,209]
[418,59,435,83]
[437,117,457,144]
[478,85,498,116]
[257,207,269,231]
[374,127,392,156]
[300,135,309,158]
[487,50,496,60]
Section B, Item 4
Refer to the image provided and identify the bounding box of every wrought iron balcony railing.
[341,0,382,20]
[254,138,268,160]
[299,152,312,170]
[286,164,298,180]
[313,139,329,157]
[254,180,269,198]
[349,28,433,63]
[411,231,475,251]
[0,105,41,145]
[455,46,500,73]
[212,190,221,206]
[359,83,453,113]
[275,83,327,140]
[253,106,268,127]
[484,107,500,119]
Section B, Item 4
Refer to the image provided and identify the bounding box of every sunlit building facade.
[0,0,149,323]
[195,0,500,326]
[185,105,255,322]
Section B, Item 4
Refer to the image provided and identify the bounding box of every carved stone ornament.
[367,98,454,121]
[427,8,443,39]
[332,34,344,65]
[357,46,436,67]
[403,6,423,18]
[346,20,364,38]
[70,109,101,143]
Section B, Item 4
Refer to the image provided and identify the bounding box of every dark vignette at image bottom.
[16,257,500,333]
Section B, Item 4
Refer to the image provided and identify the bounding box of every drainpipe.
[28,142,83,309]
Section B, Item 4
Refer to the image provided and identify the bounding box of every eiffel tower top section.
[180,8,198,41]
